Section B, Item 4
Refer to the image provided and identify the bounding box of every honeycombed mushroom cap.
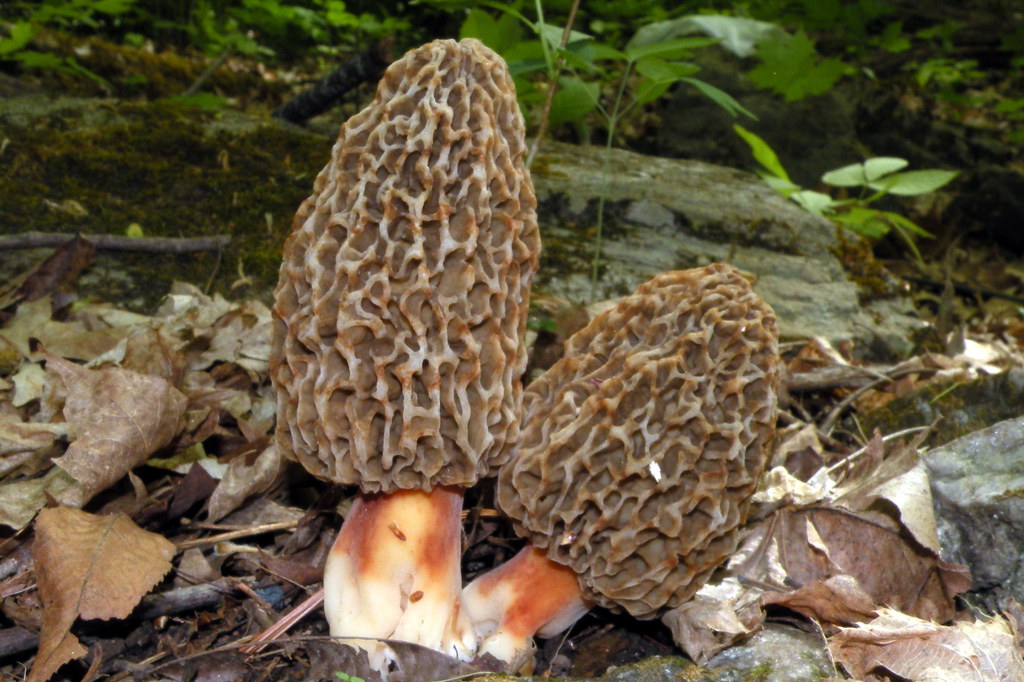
[498,264,780,617]
[271,39,540,493]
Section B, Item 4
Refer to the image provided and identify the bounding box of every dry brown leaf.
[830,608,1024,682]
[661,579,764,663]
[28,506,175,682]
[10,362,52,407]
[834,435,941,552]
[767,574,878,625]
[46,354,187,507]
[0,297,126,362]
[206,442,283,522]
[744,506,967,625]
[0,420,66,460]
[0,468,76,530]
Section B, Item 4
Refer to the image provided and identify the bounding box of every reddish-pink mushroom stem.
[462,546,591,667]
[324,487,469,658]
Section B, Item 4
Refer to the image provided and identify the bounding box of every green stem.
[589,61,635,298]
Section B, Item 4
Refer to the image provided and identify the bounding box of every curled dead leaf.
[46,353,187,507]
[830,608,1024,682]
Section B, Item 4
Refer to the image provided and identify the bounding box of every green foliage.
[0,0,409,77]
[334,672,365,682]
[437,0,756,293]
[178,0,408,58]
[748,29,848,101]
[734,124,958,260]
[0,0,134,81]
[912,57,983,90]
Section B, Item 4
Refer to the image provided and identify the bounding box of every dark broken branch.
[273,38,393,124]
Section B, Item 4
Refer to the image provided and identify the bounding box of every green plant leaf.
[762,175,801,195]
[91,0,135,14]
[733,124,790,181]
[748,29,846,101]
[790,190,835,215]
[12,51,64,69]
[460,8,522,54]
[628,15,785,59]
[0,22,35,56]
[868,169,959,196]
[831,206,892,238]
[634,76,673,108]
[556,42,603,74]
[537,22,591,50]
[822,157,908,186]
[862,157,910,181]
[881,210,934,237]
[548,77,599,126]
[634,56,689,81]
[624,36,718,62]
[683,77,756,119]
[589,43,627,61]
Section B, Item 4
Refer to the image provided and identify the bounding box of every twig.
[825,425,934,476]
[0,232,230,253]
[240,588,326,654]
[174,520,300,550]
[819,366,941,436]
[527,0,582,168]
[0,627,37,660]
[903,274,1024,307]
[0,579,246,660]
[182,50,231,97]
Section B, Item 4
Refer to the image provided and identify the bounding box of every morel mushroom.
[462,264,781,667]
[270,38,539,669]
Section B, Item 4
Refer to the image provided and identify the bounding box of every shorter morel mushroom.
[270,38,539,671]
[462,264,781,668]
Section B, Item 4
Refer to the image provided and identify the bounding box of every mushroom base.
[323,486,475,671]
[462,545,592,670]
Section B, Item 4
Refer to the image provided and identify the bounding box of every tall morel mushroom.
[462,264,781,668]
[270,38,540,669]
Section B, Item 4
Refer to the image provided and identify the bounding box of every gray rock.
[924,415,1024,609]
[704,624,834,681]
[534,141,923,356]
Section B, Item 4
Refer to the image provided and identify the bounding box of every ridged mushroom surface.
[498,264,780,618]
[271,38,540,493]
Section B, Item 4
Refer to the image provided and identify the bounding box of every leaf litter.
[0,258,1022,680]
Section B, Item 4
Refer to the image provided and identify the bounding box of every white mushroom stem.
[461,545,592,669]
[324,485,475,669]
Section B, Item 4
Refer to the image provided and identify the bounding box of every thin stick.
[825,424,932,476]
[527,0,582,168]
[182,51,231,97]
[0,232,230,253]
[175,520,299,550]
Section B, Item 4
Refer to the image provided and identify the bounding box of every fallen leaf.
[0,297,125,362]
[0,468,76,530]
[10,362,52,407]
[830,608,1024,682]
[768,574,878,625]
[744,506,967,624]
[14,236,96,305]
[207,442,283,522]
[0,420,66,460]
[834,432,940,552]
[46,354,187,507]
[661,578,763,663]
[28,507,175,682]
